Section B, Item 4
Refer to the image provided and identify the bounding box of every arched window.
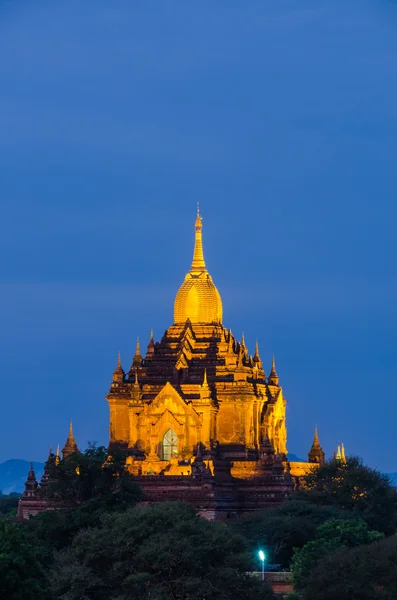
[162,429,178,460]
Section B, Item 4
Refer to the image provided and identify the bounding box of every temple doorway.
[162,429,178,460]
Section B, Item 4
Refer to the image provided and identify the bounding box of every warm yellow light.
[174,211,222,324]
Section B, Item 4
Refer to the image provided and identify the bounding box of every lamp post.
[258,550,265,583]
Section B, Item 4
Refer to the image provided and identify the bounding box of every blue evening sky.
[1,0,396,470]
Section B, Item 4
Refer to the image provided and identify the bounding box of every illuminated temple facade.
[18,210,325,520]
[105,210,324,518]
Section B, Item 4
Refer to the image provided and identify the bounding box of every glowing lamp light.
[258,550,266,583]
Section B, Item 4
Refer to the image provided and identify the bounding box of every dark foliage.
[27,444,143,563]
[230,499,351,568]
[291,518,383,590]
[0,493,20,518]
[302,535,397,600]
[49,501,275,600]
[0,519,48,600]
[295,456,397,534]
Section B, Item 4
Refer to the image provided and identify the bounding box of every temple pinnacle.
[55,444,60,464]
[146,330,155,357]
[191,208,206,272]
[268,355,279,386]
[341,443,346,463]
[133,337,143,366]
[113,352,125,382]
[308,426,325,464]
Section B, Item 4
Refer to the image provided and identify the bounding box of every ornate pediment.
[147,382,201,425]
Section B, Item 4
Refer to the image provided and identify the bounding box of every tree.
[302,535,397,600]
[44,443,142,508]
[27,444,143,561]
[291,518,383,591]
[295,456,397,534]
[49,501,275,600]
[0,493,20,519]
[230,499,351,568]
[0,519,48,600]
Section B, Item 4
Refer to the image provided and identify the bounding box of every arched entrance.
[162,429,178,460]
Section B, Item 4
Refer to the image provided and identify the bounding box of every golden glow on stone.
[174,211,223,324]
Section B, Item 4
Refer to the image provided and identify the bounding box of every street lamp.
[258,550,266,583]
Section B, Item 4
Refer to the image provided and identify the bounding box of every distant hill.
[0,459,44,495]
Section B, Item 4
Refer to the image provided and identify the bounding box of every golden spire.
[336,443,342,460]
[191,204,206,272]
[202,368,208,386]
[174,210,223,325]
[341,443,346,463]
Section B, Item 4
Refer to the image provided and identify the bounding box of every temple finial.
[341,443,346,463]
[241,332,245,347]
[308,426,325,464]
[62,420,79,460]
[203,368,208,386]
[191,208,206,272]
[268,355,279,385]
[146,329,155,357]
[253,341,262,369]
[336,443,342,460]
[133,337,143,366]
[197,202,200,216]
[113,352,125,382]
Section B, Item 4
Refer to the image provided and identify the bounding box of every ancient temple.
[105,209,324,517]
[18,210,326,520]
